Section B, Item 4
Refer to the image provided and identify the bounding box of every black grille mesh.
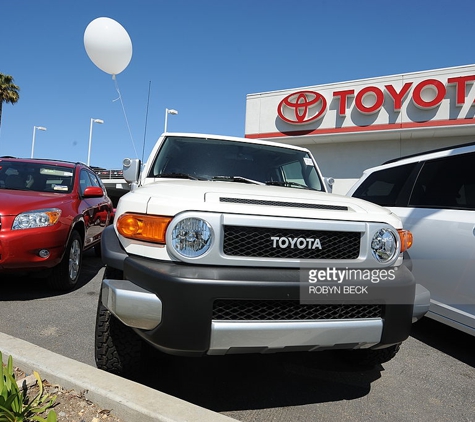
[223,226,360,259]
[212,299,383,320]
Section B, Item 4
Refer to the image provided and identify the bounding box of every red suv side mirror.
[83,186,104,198]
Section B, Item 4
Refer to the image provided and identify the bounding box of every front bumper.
[0,223,69,272]
[101,226,429,356]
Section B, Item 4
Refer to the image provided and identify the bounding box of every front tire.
[95,266,143,377]
[48,230,83,291]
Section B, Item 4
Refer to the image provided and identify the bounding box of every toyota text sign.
[246,65,475,140]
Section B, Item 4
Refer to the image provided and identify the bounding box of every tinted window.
[87,170,103,188]
[149,136,324,191]
[409,152,475,210]
[0,160,74,193]
[353,163,417,206]
[79,169,94,195]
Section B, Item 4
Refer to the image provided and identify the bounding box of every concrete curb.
[0,332,237,422]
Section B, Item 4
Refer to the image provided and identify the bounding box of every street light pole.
[31,126,47,158]
[164,108,178,132]
[87,118,104,166]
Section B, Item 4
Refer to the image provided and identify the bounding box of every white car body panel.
[389,206,475,335]
[348,142,475,336]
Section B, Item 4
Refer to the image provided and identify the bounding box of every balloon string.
[113,77,138,159]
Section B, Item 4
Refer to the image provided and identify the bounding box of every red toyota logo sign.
[276,75,475,127]
[277,91,327,124]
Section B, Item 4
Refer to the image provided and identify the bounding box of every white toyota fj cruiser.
[95,133,429,376]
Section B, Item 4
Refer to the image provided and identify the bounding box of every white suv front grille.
[222,225,360,260]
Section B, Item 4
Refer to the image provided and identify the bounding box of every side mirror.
[323,177,335,193]
[122,158,141,185]
[83,186,105,198]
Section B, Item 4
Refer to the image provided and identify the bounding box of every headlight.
[171,218,212,258]
[12,208,61,230]
[371,228,397,263]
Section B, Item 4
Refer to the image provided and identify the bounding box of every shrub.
[0,351,57,422]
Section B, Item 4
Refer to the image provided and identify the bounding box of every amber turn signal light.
[116,213,172,244]
[397,229,413,252]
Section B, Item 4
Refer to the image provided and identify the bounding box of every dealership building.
[244,64,475,194]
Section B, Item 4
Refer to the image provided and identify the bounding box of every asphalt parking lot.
[1,252,475,421]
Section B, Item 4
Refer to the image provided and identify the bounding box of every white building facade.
[245,64,475,194]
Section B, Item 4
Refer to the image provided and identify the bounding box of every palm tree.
[0,73,20,128]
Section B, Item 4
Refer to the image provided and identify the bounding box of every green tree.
[0,73,20,128]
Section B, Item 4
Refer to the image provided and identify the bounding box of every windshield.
[0,160,74,193]
[148,136,324,191]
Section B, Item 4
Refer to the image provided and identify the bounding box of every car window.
[0,160,73,193]
[79,169,94,195]
[409,152,475,210]
[352,163,417,206]
[80,169,106,196]
[87,170,103,188]
[149,136,324,190]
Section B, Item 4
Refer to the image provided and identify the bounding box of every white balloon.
[84,17,132,76]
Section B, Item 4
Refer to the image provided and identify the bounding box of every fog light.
[38,249,50,258]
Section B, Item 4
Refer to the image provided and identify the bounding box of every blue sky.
[1,0,474,169]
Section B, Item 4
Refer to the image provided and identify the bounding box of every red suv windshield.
[0,160,75,193]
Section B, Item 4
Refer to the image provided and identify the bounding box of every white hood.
[116,179,402,228]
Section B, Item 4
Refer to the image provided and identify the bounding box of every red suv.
[0,157,113,290]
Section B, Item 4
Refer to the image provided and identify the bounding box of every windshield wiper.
[211,176,264,185]
[265,180,315,190]
[157,172,198,180]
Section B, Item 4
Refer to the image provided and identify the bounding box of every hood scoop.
[219,196,348,211]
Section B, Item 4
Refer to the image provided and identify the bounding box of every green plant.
[0,352,57,422]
